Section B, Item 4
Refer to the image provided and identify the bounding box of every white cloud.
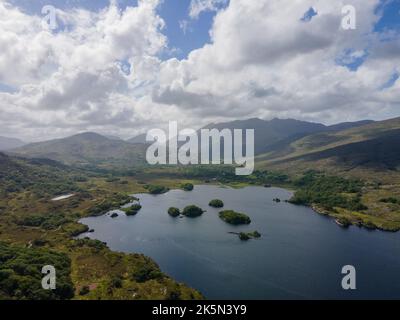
[155,0,400,125]
[0,0,399,142]
[189,0,228,19]
[0,0,167,140]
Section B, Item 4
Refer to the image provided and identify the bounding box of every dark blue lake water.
[79,185,400,299]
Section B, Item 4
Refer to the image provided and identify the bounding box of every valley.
[1,116,400,299]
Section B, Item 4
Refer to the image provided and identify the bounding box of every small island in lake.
[229,231,261,241]
[239,231,261,241]
[219,210,251,225]
[181,183,194,191]
[123,204,142,216]
[209,199,224,208]
[110,213,119,218]
[182,205,205,218]
[239,233,250,241]
[168,207,181,217]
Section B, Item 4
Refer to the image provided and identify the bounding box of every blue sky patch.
[0,83,17,93]
[117,60,132,76]
[301,7,317,22]
[381,72,399,89]
[336,49,369,71]
[374,0,400,33]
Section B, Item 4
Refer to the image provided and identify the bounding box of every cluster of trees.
[166,205,205,218]
[131,257,163,283]
[16,212,73,230]
[68,224,90,237]
[72,238,107,251]
[209,199,224,208]
[219,210,251,225]
[181,183,194,191]
[180,165,237,181]
[178,166,290,185]
[252,170,290,184]
[0,154,83,198]
[144,184,169,195]
[87,193,134,216]
[238,231,261,241]
[168,207,180,217]
[123,204,142,216]
[289,171,367,211]
[0,242,74,300]
[182,205,204,218]
[380,197,400,204]
[105,177,121,183]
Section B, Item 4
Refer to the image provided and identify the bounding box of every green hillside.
[257,117,400,178]
[202,118,326,155]
[0,153,202,300]
[0,152,82,197]
[10,132,147,169]
[255,117,400,231]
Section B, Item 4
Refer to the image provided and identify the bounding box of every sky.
[0,0,399,141]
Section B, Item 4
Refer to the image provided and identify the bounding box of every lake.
[78,185,400,299]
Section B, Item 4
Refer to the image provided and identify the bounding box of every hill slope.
[203,118,326,155]
[9,132,147,168]
[0,136,25,151]
[257,117,400,180]
[202,118,376,156]
[127,133,148,144]
[0,152,81,196]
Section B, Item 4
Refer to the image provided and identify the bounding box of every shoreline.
[310,203,399,232]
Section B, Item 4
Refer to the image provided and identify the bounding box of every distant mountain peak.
[9,131,146,167]
[0,136,25,151]
[69,132,109,141]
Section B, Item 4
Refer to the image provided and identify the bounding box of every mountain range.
[6,117,400,178]
[202,118,374,155]
[257,117,400,179]
[9,132,147,168]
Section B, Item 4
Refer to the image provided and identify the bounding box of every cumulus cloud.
[0,0,167,140]
[155,0,400,125]
[0,0,399,141]
[189,0,229,19]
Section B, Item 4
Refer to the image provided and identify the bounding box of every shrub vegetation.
[145,185,169,195]
[0,242,74,300]
[168,207,181,217]
[289,171,367,211]
[181,183,194,191]
[123,204,142,216]
[209,199,224,208]
[182,205,204,218]
[219,210,251,225]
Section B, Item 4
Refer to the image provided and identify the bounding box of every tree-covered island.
[209,199,224,208]
[168,207,181,217]
[219,210,251,225]
[182,205,205,218]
